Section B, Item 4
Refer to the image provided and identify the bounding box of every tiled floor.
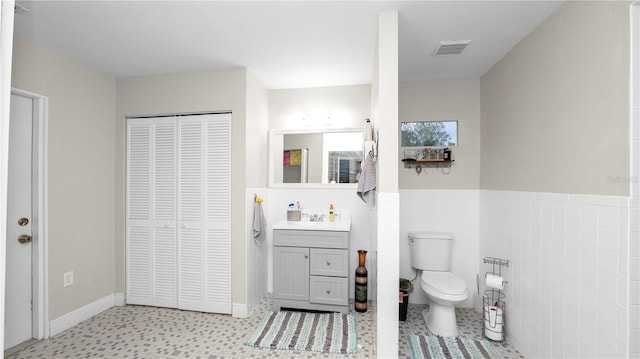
[6,297,375,359]
[399,304,524,359]
[6,297,523,358]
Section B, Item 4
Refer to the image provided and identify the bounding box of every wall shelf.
[403,158,447,163]
[401,158,454,174]
[401,147,453,173]
[402,158,453,166]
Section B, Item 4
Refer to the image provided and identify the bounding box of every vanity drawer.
[310,248,348,277]
[310,276,348,306]
[273,230,348,249]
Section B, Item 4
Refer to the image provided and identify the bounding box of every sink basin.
[273,217,351,232]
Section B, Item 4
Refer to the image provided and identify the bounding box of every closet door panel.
[126,120,153,305]
[177,114,231,313]
[177,118,205,311]
[151,121,178,306]
[126,118,178,308]
[203,114,231,313]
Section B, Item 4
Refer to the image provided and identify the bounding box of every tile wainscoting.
[480,190,630,358]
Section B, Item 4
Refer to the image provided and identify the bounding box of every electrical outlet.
[63,271,74,287]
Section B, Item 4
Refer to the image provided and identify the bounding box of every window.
[401,121,457,147]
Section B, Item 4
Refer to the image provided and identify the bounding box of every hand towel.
[357,154,376,208]
[253,201,266,244]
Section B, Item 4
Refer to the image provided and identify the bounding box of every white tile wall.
[631,4,640,358]
[376,192,399,359]
[480,190,630,358]
[399,190,480,308]
[246,188,269,315]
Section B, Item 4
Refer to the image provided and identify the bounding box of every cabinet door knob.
[304,254,309,259]
[326,289,331,294]
[326,261,331,266]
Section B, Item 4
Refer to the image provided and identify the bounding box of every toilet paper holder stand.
[483,257,509,342]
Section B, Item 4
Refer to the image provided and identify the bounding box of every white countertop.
[273,216,351,232]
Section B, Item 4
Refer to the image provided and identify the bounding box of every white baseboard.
[49,294,115,336]
[114,292,126,306]
[232,303,248,318]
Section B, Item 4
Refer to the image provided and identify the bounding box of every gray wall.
[480,1,630,196]
[11,39,117,319]
[115,69,251,308]
[399,79,480,189]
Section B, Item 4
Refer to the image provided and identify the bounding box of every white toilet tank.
[408,231,453,271]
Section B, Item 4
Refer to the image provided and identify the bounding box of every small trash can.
[399,278,413,321]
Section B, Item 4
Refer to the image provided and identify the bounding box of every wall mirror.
[269,129,363,187]
[401,121,458,147]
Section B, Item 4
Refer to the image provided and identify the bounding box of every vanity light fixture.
[432,40,472,56]
[302,114,333,127]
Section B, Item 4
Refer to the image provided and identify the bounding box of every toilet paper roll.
[485,274,505,290]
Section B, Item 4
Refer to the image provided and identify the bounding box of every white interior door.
[5,93,34,349]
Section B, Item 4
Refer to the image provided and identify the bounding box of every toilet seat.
[421,271,467,296]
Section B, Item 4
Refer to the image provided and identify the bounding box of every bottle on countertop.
[329,204,335,222]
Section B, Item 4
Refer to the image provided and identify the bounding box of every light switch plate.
[63,271,74,287]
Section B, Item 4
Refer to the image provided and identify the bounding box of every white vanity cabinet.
[272,220,351,314]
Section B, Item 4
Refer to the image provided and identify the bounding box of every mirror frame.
[268,128,363,188]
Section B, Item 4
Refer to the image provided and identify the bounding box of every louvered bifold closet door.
[177,113,231,313]
[126,118,178,308]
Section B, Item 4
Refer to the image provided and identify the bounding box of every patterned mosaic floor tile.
[399,303,524,359]
[7,297,523,358]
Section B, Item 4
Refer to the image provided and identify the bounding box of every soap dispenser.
[329,204,335,222]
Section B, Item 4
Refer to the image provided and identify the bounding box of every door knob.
[18,234,32,244]
[18,217,29,226]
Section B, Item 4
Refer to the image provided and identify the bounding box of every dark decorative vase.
[354,250,368,312]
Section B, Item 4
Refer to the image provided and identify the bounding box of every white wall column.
[374,10,399,358]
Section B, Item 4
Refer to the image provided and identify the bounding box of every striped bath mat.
[245,311,357,354]
[408,334,500,359]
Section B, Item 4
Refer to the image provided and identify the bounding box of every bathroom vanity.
[272,218,351,314]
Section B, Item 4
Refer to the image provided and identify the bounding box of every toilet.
[408,231,468,337]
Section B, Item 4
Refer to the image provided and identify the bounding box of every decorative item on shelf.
[443,148,451,161]
[354,250,368,312]
[402,147,454,174]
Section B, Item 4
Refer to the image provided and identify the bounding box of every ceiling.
[13,1,563,89]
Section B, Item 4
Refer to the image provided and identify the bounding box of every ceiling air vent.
[432,40,471,56]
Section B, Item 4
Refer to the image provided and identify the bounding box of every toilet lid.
[421,272,467,296]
